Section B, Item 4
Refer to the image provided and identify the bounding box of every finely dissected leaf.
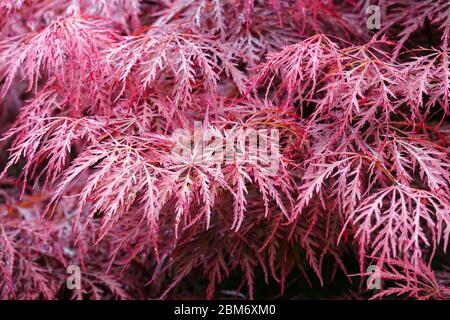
[0,0,449,300]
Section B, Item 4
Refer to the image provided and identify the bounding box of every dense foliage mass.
[0,0,449,299]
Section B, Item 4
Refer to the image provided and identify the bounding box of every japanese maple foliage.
[0,0,449,300]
